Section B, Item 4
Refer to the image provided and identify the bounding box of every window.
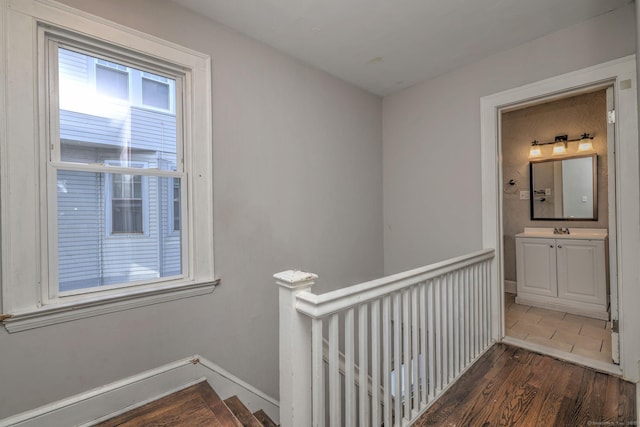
[92,60,174,112]
[1,1,215,332]
[95,59,129,100]
[111,174,144,233]
[104,161,149,236]
[142,72,171,110]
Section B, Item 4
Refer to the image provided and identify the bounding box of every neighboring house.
[57,48,181,291]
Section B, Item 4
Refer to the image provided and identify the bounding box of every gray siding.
[57,170,102,291]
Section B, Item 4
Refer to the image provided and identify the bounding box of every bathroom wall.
[501,89,608,283]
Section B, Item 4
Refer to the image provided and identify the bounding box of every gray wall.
[0,0,383,418]
[501,90,609,283]
[382,4,636,275]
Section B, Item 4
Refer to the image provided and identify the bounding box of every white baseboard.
[0,356,279,427]
[504,280,517,294]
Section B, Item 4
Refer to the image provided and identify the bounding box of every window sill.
[2,279,219,333]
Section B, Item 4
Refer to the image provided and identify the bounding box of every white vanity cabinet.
[515,228,608,320]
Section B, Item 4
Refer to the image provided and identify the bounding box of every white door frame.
[481,55,640,382]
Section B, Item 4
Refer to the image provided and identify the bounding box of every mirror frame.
[529,154,598,221]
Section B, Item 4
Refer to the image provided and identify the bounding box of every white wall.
[383,4,636,274]
[0,0,383,419]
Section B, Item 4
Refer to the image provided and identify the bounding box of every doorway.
[480,56,640,381]
[499,87,616,365]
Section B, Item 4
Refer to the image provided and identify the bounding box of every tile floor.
[504,293,612,363]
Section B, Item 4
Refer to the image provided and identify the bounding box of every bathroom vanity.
[515,227,608,320]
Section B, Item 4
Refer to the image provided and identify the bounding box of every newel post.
[275,270,318,427]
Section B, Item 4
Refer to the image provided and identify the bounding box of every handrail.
[295,248,494,319]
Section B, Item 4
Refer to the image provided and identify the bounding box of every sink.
[516,227,607,240]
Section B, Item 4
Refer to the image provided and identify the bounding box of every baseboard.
[0,356,279,427]
[504,280,517,294]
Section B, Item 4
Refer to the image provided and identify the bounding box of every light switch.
[545,188,551,195]
[582,195,588,202]
[520,191,530,200]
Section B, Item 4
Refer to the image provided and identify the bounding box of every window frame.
[0,0,216,332]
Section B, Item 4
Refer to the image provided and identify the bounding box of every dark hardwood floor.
[413,343,636,427]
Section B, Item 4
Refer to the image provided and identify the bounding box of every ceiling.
[169,0,630,96]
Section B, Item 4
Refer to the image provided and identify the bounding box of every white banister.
[277,248,495,427]
[295,249,494,318]
[275,270,317,427]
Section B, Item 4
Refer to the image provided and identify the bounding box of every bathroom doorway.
[499,86,618,366]
[481,56,640,381]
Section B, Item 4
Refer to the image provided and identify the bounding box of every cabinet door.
[516,237,557,297]
[556,239,606,305]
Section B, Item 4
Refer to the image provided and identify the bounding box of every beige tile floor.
[504,293,612,363]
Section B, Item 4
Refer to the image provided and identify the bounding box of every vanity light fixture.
[577,133,594,152]
[552,135,568,155]
[529,141,542,158]
[528,133,594,158]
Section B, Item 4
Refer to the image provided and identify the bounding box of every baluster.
[471,264,477,358]
[411,285,419,412]
[484,260,490,348]
[402,289,411,419]
[442,274,449,387]
[393,292,402,423]
[465,266,471,366]
[312,318,324,427]
[434,277,442,393]
[447,273,454,383]
[345,308,356,426]
[475,264,481,357]
[453,270,461,376]
[358,304,369,427]
[427,279,435,399]
[371,299,381,427]
[419,282,428,405]
[481,262,486,350]
[329,314,341,427]
[382,296,392,427]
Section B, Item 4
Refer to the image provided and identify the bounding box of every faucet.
[553,227,570,235]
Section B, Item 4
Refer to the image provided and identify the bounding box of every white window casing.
[0,0,216,332]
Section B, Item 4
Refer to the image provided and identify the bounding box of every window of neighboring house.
[93,61,174,112]
[95,60,129,100]
[112,174,143,233]
[1,1,215,332]
[104,161,149,236]
[142,72,171,110]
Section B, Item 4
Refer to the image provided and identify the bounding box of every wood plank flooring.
[413,343,636,427]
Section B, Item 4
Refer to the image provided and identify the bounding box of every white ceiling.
[170,0,630,96]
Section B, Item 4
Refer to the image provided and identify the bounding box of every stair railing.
[276,248,495,427]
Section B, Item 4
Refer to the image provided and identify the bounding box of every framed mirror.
[529,154,597,220]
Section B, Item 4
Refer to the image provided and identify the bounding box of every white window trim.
[0,0,216,332]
